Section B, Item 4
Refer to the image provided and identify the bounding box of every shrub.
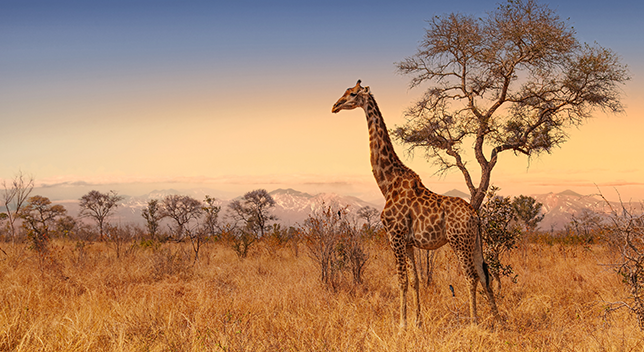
[301,204,368,290]
[599,196,644,330]
[479,187,522,291]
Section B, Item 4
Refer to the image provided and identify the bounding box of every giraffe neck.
[363,93,412,195]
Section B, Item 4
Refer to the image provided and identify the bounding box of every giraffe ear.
[364,86,371,94]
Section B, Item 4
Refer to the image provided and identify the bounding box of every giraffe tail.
[474,221,491,290]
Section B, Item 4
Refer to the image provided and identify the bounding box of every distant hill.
[531,191,610,231]
[556,189,585,197]
[53,187,626,232]
[268,188,380,226]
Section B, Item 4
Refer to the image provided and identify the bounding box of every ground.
[1,239,642,351]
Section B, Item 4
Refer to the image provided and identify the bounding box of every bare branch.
[393,0,628,209]
[2,171,35,241]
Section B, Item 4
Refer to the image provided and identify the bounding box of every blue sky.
[1,0,643,201]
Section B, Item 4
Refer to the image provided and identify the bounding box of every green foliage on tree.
[479,187,522,291]
[512,195,544,232]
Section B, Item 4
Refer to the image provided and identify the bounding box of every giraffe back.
[381,175,478,251]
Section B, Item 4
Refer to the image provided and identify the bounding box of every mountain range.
[57,188,624,231]
[531,190,614,231]
[109,188,382,227]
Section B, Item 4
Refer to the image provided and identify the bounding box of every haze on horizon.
[2,0,644,203]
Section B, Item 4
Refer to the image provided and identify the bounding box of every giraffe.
[332,80,499,328]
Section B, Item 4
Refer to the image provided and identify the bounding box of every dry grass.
[1,239,642,351]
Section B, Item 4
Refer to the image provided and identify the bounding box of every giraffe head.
[331,80,371,113]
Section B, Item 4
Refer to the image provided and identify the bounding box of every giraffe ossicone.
[332,80,500,328]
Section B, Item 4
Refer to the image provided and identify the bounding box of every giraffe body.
[332,80,499,328]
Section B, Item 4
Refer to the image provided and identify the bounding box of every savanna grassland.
[1,239,642,351]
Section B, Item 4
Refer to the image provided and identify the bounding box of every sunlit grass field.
[1,239,642,351]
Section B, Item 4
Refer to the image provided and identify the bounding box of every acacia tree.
[19,195,67,253]
[2,171,34,241]
[226,189,277,258]
[201,195,221,239]
[512,195,544,233]
[511,194,543,263]
[356,206,381,233]
[227,189,277,239]
[79,190,124,241]
[160,194,203,241]
[394,0,629,209]
[141,199,164,240]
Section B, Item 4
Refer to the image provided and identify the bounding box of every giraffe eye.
[350,93,357,97]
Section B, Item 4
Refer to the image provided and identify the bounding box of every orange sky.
[2,1,643,203]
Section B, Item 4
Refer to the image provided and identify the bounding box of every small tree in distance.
[19,195,67,253]
[394,0,629,209]
[2,171,35,242]
[160,194,203,241]
[302,204,368,290]
[226,189,277,258]
[228,189,278,239]
[201,195,222,240]
[142,199,164,240]
[511,194,544,263]
[512,195,544,234]
[356,205,381,234]
[79,190,124,241]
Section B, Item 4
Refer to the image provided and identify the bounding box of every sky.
[1,0,644,203]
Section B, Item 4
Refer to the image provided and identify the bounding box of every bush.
[479,187,522,291]
[301,204,368,290]
[221,224,256,259]
[599,196,644,330]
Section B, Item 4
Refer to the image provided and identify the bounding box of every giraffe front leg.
[405,245,422,328]
[396,252,409,329]
[390,235,409,329]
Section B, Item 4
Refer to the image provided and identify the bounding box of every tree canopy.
[79,190,123,240]
[160,194,203,241]
[19,195,66,252]
[394,0,629,209]
[227,189,277,239]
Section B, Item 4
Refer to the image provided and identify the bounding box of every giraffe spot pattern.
[331,81,499,327]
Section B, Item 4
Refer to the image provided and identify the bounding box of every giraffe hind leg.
[473,234,501,321]
[481,262,500,320]
[453,244,481,324]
